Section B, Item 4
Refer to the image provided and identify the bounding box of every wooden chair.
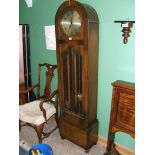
[19,63,59,143]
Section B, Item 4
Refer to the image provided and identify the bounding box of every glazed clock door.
[59,44,85,118]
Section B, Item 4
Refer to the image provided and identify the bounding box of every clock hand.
[68,16,73,35]
[71,16,73,25]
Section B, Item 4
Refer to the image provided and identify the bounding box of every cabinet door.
[59,44,86,118]
[19,24,36,102]
[114,88,135,132]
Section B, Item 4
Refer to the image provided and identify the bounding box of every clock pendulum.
[55,0,99,152]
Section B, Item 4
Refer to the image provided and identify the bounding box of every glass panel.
[62,48,69,109]
[76,51,83,115]
[68,47,75,111]
[61,46,84,117]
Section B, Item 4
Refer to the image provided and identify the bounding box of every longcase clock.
[55,0,99,152]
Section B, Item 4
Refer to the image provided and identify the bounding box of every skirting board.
[98,136,135,155]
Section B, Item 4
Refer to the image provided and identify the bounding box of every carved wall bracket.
[114,20,135,44]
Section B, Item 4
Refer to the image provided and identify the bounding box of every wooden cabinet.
[19,83,27,105]
[19,24,35,104]
[104,80,135,155]
[55,0,99,152]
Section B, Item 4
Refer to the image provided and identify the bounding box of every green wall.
[19,0,135,150]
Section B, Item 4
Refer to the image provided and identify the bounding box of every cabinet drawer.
[119,92,134,103]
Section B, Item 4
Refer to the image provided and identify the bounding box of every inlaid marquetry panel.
[116,90,135,131]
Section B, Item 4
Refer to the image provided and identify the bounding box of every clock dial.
[61,10,81,36]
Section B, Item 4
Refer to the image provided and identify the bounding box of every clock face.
[61,9,81,36]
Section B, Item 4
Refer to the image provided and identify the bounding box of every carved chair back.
[36,63,57,100]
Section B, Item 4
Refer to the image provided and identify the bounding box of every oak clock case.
[55,1,99,152]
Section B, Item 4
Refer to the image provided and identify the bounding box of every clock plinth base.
[59,117,98,151]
